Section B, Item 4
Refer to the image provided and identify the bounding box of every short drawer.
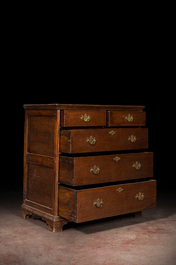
[61,110,106,127]
[60,128,148,153]
[60,152,153,186]
[107,111,146,126]
[59,180,156,223]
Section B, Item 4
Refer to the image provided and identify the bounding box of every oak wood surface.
[61,110,106,127]
[22,104,155,232]
[28,115,55,156]
[107,110,146,126]
[27,164,54,211]
[23,110,60,218]
[60,128,148,153]
[60,152,153,186]
[59,180,156,223]
[24,104,145,111]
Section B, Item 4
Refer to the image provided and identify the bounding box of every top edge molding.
[24,104,145,111]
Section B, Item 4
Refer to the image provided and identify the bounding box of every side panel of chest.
[23,109,60,216]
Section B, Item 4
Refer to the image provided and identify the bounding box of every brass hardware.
[93,198,103,208]
[116,187,123,192]
[90,165,100,175]
[113,156,121,162]
[132,161,141,170]
[125,114,134,122]
[128,135,137,143]
[109,130,116,135]
[135,192,144,201]
[86,136,96,145]
[81,113,91,122]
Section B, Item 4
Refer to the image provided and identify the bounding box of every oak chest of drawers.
[21,104,156,232]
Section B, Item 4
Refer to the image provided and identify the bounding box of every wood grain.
[59,180,157,223]
[61,110,106,127]
[60,128,148,153]
[28,115,55,156]
[107,110,146,126]
[24,104,145,111]
[22,104,155,232]
[60,152,153,186]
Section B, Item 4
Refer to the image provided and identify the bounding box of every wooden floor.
[0,190,176,265]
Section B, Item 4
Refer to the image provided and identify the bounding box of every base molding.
[21,204,142,232]
[21,204,68,232]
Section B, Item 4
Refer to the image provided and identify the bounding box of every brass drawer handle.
[132,161,141,170]
[90,165,100,175]
[125,114,134,122]
[86,136,96,145]
[81,113,91,122]
[113,156,121,162]
[128,135,137,143]
[93,198,103,208]
[135,192,144,201]
[116,187,123,192]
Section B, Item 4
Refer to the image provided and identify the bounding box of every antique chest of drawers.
[21,104,156,232]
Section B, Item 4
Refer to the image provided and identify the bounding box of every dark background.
[1,7,175,194]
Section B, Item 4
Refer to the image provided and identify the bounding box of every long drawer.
[60,152,153,186]
[59,180,156,223]
[60,128,148,153]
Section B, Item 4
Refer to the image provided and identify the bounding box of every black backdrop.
[1,0,175,193]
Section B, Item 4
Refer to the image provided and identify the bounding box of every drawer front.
[59,180,157,223]
[60,128,148,153]
[61,110,106,127]
[60,152,153,186]
[107,111,146,126]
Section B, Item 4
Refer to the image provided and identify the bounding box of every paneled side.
[27,164,54,210]
[23,110,58,215]
[28,115,55,156]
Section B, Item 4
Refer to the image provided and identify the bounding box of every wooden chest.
[21,104,156,232]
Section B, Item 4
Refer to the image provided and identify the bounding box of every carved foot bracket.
[45,219,68,232]
[21,207,33,219]
[21,204,68,232]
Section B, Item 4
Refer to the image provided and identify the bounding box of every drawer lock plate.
[116,187,123,192]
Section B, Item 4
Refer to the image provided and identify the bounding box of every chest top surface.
[24,104,145,111]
